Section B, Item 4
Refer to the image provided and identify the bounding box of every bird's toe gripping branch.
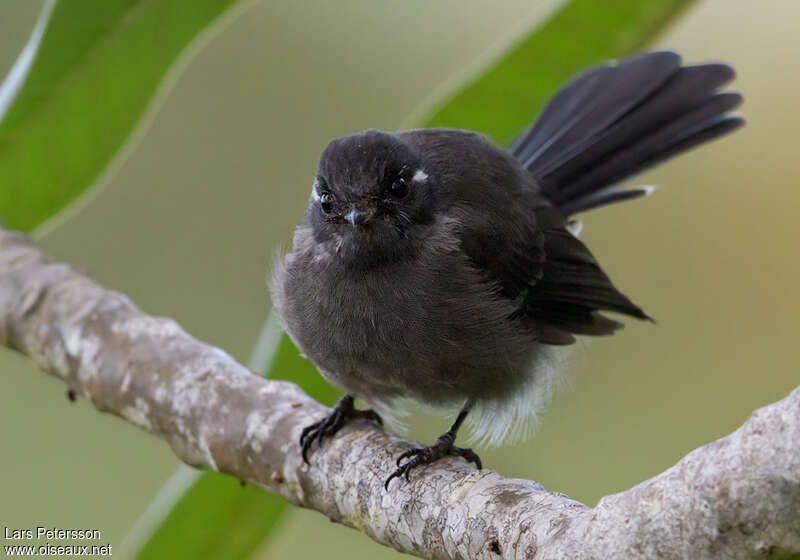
[300,394,383,463]
[385,429,482,489]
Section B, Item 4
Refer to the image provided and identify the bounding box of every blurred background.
[0,1,798,558]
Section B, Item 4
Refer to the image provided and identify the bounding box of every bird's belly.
[280,248,537,405]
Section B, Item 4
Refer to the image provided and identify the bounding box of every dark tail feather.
[511,51,743,216]
[562,185,654,216]
[512,52,682,168]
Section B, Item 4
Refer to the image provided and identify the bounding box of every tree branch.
[1,226,798,560]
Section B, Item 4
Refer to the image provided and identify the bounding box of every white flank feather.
[360,344,571,448]
[466,344,570,447]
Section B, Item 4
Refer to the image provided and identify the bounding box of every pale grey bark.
[1,226,797,560]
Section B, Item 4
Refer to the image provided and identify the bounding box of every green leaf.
[128,0,696,558]
[134,470,287,560]
[0,0,238,232]
[426,0,695,146]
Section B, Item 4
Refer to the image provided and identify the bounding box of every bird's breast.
[274,225,537,404]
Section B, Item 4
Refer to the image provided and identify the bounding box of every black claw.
[300,419,326,464]
[396,448,416,467]
[299,421,319,447]
[384,470,401,491]
[299,396,383,464]
[361,409,383,426]
[451,446,482,470]
[385,441,482,490]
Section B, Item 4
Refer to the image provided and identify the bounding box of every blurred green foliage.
[130,0,697,558]
[427,0,694,146]
[136,474,286,560]
[0,0,236,232]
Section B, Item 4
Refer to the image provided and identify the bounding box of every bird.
[270,51,743,489]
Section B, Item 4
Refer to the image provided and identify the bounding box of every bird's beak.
[345,207,372,226]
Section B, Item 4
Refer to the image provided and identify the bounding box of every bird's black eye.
[389,177,409,199]
[319,191,334,214]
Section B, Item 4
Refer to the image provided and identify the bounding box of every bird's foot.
[300,395,382,463]
[385,430,482,489]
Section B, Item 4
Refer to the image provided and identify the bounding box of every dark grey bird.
[271,51,743,488]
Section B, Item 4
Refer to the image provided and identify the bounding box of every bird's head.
[306,130,436,264]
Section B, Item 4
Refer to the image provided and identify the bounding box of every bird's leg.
[385,401,481,489]
[300,394,383,463]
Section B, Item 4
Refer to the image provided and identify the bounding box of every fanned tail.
[511,51,743,216]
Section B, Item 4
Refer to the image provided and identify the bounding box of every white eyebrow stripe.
[412,169,428,183]
[311,177,322,201]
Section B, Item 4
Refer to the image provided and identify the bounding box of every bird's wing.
[456,203,547,304]
[459,204,650,345]
[523,207,651,344]
[400,127,649,345]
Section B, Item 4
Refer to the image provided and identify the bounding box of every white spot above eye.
[566,219,583,238]
[412,169,428,183]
